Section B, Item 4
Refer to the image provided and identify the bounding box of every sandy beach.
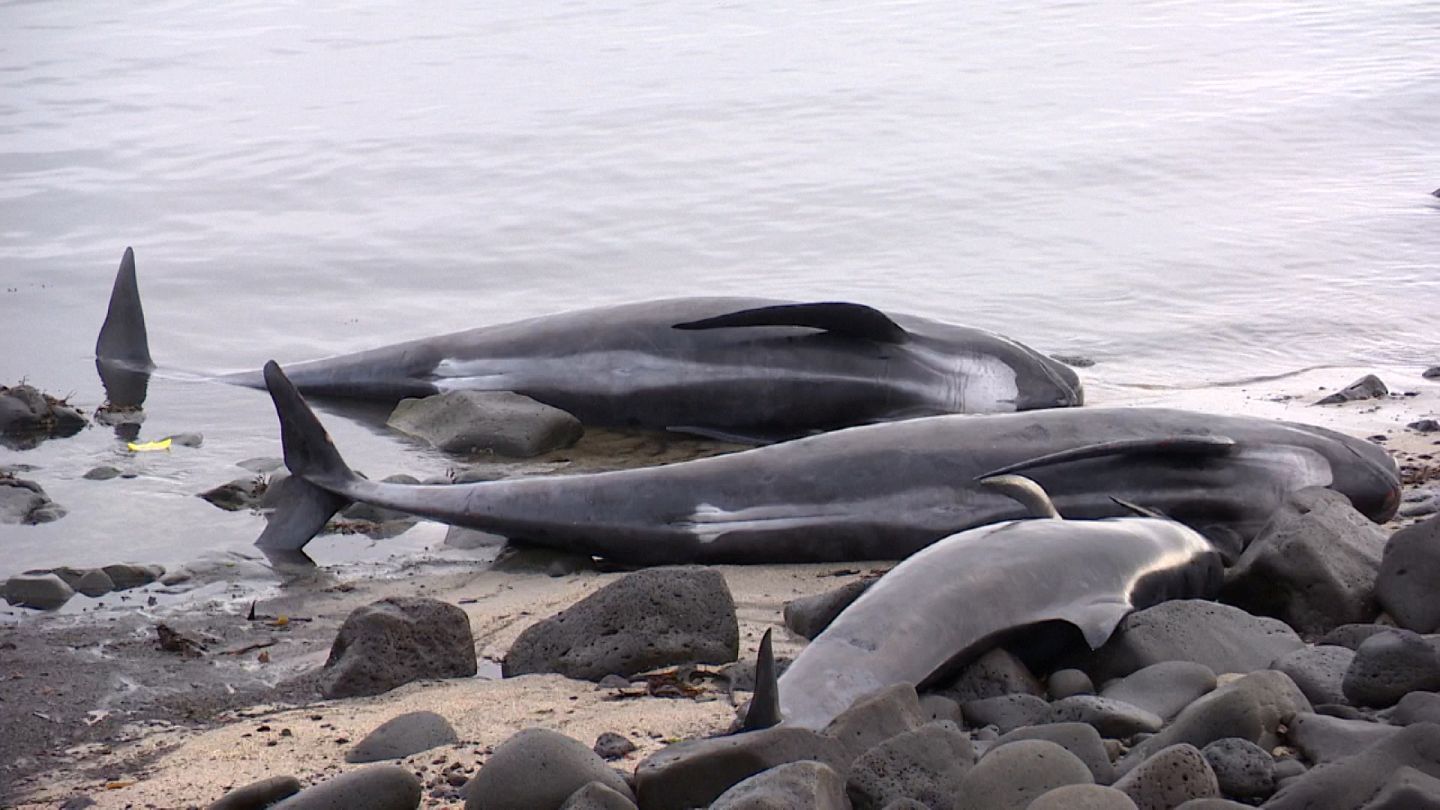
[3,364,1437,809]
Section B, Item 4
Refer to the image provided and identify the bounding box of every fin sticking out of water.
[740,628,781,732]
[96,247,154,370]
[976,435,1237,480]
[673,302,909,344]
[980,474,1061,519]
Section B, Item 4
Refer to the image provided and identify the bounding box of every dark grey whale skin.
[261,361,1399,563]
[777,515,1224,729]
[96,248,1082,437]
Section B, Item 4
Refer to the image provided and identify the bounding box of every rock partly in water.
[0,384,85,446]
[1221,487,1387,635]
[346,710,458,763]
[2,573,75,610]
[198,476,269,512]
[1315,374,1389,405]
[710,760,849,810]
[504,566,737,681]
[0,476,65,524]
[321,597,476,699]
[465,728,634,810]
[388,390,583,457]
[1378,515,1440,633]
[1083,600,1303,683]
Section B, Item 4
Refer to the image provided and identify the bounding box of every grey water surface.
[1,0,1437,579]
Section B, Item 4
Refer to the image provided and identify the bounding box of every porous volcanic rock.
[1377,515,1440,633]
[846,720,975,809]
[320,597,476,699]
[710,760,849,810]
[1083,600,1303,683]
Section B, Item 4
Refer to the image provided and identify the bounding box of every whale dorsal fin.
[96,247,154,370]
[673,303,908,344]
[980,474,1061,519]
[977,435,1237,480]
[740,628,781,731]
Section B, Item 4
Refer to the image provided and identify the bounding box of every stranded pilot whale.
[94,248,1082,441]
[257,361,1399,561]
[767,476,1224,730]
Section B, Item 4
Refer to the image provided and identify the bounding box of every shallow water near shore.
[2,0,1439,577]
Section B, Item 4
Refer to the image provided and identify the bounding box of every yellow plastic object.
[126,438,172,452]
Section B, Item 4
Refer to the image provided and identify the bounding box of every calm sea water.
[1,0,1438,580]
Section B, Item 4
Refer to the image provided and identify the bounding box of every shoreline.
[2,364,1437,808]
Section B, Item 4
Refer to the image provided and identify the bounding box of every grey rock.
[847,720,974,809]
[271,764,420,810]
[710,760,849,810]
[388,390,583,457]
[1048,668,1095,699]
[951,739,1093,810]
[1112,744,1219,810]
[1221,487,1387,635]
[1360,765,1440,809]
[1084,600,1303,683]
[444,526,507,550]
[1378,515,1440,633]
[634,726,847,810]
[0,476,63,524]
[880,800,928,810]
[918,694,964,726]
[465,728,633,810]
[321,597,476,699]
[346,711,458,763]
[1411,419,1440,434]
[1287,711,1402,764]
[783,577,876,640]
[1315,374,1389,405]
[593,732,637,761]
[1200,738,1273,801]
[1047,696,1164,739]
[1265,722,1440,809]
[1425,367,1440,380]
[935,648,1045,703]
[823,683,926,763]
[1319,623,1396,650]
[1028,784,1137,810]
[559,782,638,810]
[1272,757,1307,782]
[160,552,270,587]
[1117,671,1310,776]
[73,568,116,598]
[199,476,268,511]
[2,573,74,610]
[504,567,736,681]
[101,563,164,590]
[995,722,1114,785]
[1389,692,1440,726]
[1100,661,1217,721]
[0,384,85,439]
[1343,629,1440,708]
[489,544,598,577]
[209,775,303,810]
[83,466,121,480]
[1271,645,1354,707]
[1314,702,1371,720]
[169,432,204,447]
[961,694,1050,735]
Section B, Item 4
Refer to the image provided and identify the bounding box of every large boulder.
[1221,488,1387,635]
[388,391,582,457]
[0,384,85,440]
[504,567,737,681]
[1265,722,1440,809]
[464,728,633,810]
[1377,515,1440,633]
[710,761,849,810]
[635,726,848,810]
[1343,629,1440,708]
[320,597,476,698]
[2,573,74,610]
[1083,600,1303,683]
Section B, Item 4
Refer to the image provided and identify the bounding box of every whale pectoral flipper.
[977,435,1238,480]
[672,302,909,344]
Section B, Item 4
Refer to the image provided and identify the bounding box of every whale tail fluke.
[256,360,355,550]
[96,247,153,370]
[739,628,781,731]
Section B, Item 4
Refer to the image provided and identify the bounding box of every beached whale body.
[773,478,1225,729]
[258,361,1399,561]
[94,248,1082,440]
